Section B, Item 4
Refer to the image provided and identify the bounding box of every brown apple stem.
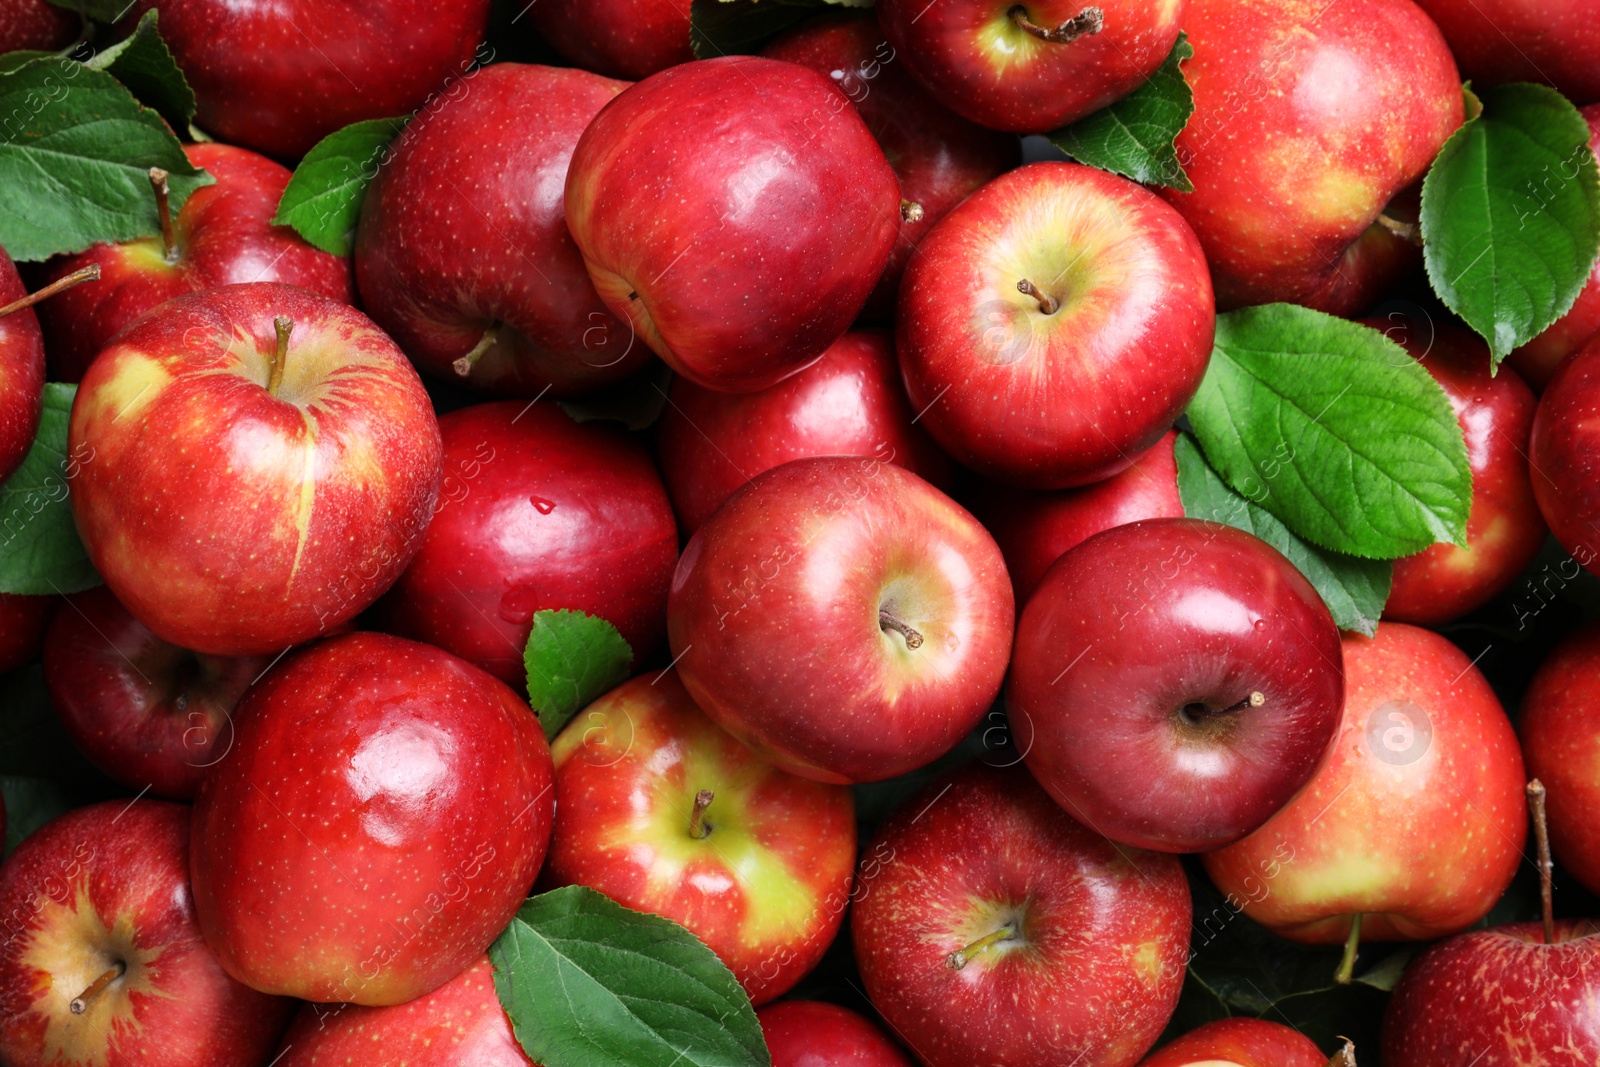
[1221,691,1266,714]
[946,924,1016,971]
[688,789,715,840]
[149,167,177,263]
[69,961,125,1015]
[900,199,925,223]
[1009,4,1103,43]
[1335,913,1363,985]
[0,264,102,318]
[1529,779,1556,945]
[1375,212,1421,247]
[452,327,497,377]
[268,316,292,397]
[1016,279,1060,315]
[1325,1037,1357,1067]
[878,609,924,650]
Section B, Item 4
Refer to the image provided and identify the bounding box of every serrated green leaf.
[1421,82,1600,362]
[271,116,408,257]
[1175,434,1391,635]
[1049,32,1194,191]
[1186,304,1472,560]
[86,9,195,130]
[0,51,54,75]
[0,58,210,260]
[524,609,633,740]
[44,0,123,22]
[491,885,771,1067]
[689,0,865,60]
[0,384,100,595]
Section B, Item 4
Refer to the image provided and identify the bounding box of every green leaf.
[2,776,71,857]
[0,51,54,75]
[1186,304,1472,560]
[1354,948,1413,993]
[491,885,771,1067]
[524,609,633,740]
[271,116,409,257]
[44,0,124,22]
[689,0,864,60]
[0,384,101,595]
[86,10,196,130]
[1421,82,1600,362]
[1175,434,1391,636]
[0,57,210,261]
[1049,32,1195,191]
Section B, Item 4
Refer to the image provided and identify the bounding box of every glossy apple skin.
[668,456,1014,784]
[190,632,554,1006]
[966,430,1183,607]
[527,0,689,79]
[761,12,1020,317]
[854,766,1190,1067]
[1140,1018,1327,1067]
[1381,919,1600,1066]
[1519,624,1600,895]
[656,331,953,536]
[0,594,53,674]
[758,1000,912,1066]
[0,0,75,52]
[69,283,442,657]
[0,801,292,1067]
[42,586,270,799]
[1204,623,1526,944]
[374,401,677,687]
[565,57,900,394]
[1009,519,1345,853]
[1374,321,1545,625]
[40,143,353,384]
[1412,0,1600,106]
[1162,0,1463,314]
[125,0,491,159]
[356,64,650,398]
[544,672,856,1005]
[273,956,534,1067]
[0,245,45,485]
[898,161,1213,489]
[875,0,1185,134]
[1531,338,1600,577]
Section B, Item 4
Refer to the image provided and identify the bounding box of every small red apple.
[0,594,53,674]
[1519,623,1600,895]
[1531,336,1600,576]
[758,1000,912,1066]
[0,0,75,52]
[1411,0,1600,106]
[1139,1018,1329,1067]
[525,0,690,80]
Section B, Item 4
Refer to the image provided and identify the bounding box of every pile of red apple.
[1,0,1599,1064]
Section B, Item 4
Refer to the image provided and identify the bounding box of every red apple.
[356,63,651,398]
[39,142,354,384]
[853,765,1190,1067]
[1371,319,1545,625]
[189,631,554,1006]
[1531,336,1600,576]
[668,456,1014,784]
[656,330,953,536]
[272,955,534,1066]
[1519,623,1600,895]
[965,430,1183,606]
[125,0,493,159]
[69,283,442,657]
[565,56,901,393]
[761,12,1020,317]
[0,0,75,52]
[1139,1018,1328,1067]
[525,0,690,80]
[0,594,53,674]
[1161,0,1464,314]
[0,800,292,1067]
[373,401,677,687]
[542,671,856,1006]
[897,161,1213,489]
[0,245,47,486]
[1008,518,1345,852]
[42,586,270,799]
[874,0,1186,133]
[1411,0,1600,106]
[758,1000,913,1066]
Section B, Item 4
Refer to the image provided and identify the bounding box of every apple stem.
[453,327,498,378]
[1325,1037,1357,1067]
[688,789,715,840]
[1009,4,1103,43]
[1375,212,1421,247]
[1016,279,1060,316]
[900,199,925,223]
[268,316,292,397]
[1222,691,1266,714]
[149,167,178,263]
[946,924,1016,971]
[878,609,924,650]
[1528,778,1556,945]
[69,960,125,1015]
[0,264,101,318]
[1335,913,1363,985]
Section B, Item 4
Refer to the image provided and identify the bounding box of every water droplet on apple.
[499,582,539,625]
[1253,619,1267,631]
[943,630,960,651]
[530,497,556,514]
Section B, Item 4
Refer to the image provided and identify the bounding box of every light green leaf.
[271,116,408,257]
[0,383,101,595]
[524,609,633,740]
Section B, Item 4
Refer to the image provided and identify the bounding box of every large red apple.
[68,283,442,657]
[1162,0,1464,314]
[1139,1018,1329,1067]
[0,245,47,486]
[758,1000,912,1066]
[1009,518,1345,853]
[0,0,75,52]
[1411,0,1600,106]
[542,671,856,1006]
[525,0,690,79]
[1519,623,1600,895]
[0,800,292,1067]
[853,765,1190,1067]
[565,56,901,393]
[374,401,677,686]
[0,594,53,674]
[356,63,651,398]
[655,331,952,536]
[189,632,555,1005]
[1531,337,1600,575]
[897,161,1213,489]
[39,142,353,383]
[668,456,1014,784]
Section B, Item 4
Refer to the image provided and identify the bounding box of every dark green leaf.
[0,384,101,595]
[1355,948,1413,993]
[524,609,633,740]
[0,58,210,260]
[2,776,71,857]
[1421,82,1600,362]
[1049,32,1195,191]
[44,0,123,22]
[86,9,195,129]
[1186,304,1471,559]
[1175,433,1391,635]
[0,51,54,75]
[689,0,843,60]
[271,116,408,257]
[491,885,771,1067]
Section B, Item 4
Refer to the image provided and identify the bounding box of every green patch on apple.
[1049,32,1195,192]
[524,608,634,740]
[0,384,101,595]
[271,115,410,257]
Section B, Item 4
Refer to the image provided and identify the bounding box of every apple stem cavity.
[900,199,925,223]
[0,264,101,318]
[149,167,178,263]
[879,608,924,650]
[1008,4,1104,43]
[453,327,498,377]
[688,789,715,840]
[1335,912,1363,985]
[69,960,125,1015]
[1016,279,1060,315]
[1325,1037,1357,1067]
[268,316,292,397]
[1528,778,1556,945]
[946,924,1016,971]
